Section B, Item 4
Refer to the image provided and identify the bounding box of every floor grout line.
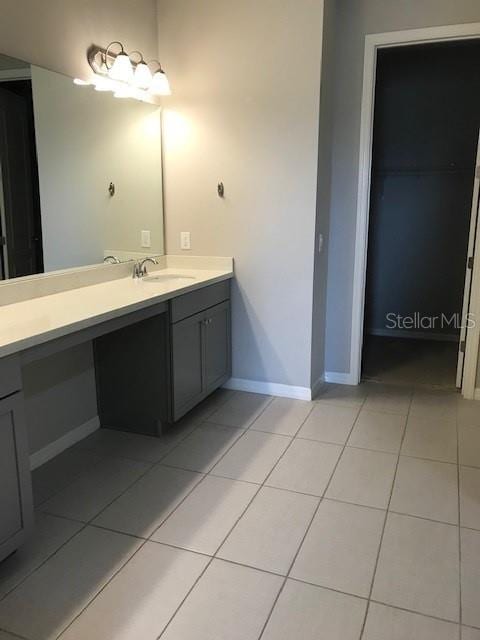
[256,391,371,640]
[357,386,414,640]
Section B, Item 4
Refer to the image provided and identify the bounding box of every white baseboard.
[367,328,458,343]
[224,378,313,401]
[30,416,100,470]
[324,371,357,385]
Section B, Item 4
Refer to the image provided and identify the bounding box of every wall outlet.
[180,231,191,250]
[141,230,151,248]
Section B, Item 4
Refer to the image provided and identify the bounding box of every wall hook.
[108,182,115,197]
[217,182,225,198]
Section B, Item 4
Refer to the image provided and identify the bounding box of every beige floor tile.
[93,465,203,537]
[32,448,103,506]
[363,384,412,415]
[151,476,258,554]
[325,447,397,509]
[363,603,459,640]
[266,439,342,495]
[161,423,244,473]
[40,457,151,522]
[372,513,459,621]
[0,527,142,640]
[217,486,318,574]
[316,384,367,408]
[297,403,359,444]
[161,560,283,640]
[290,499,385,597]
[249,397,313,436]
[208,392,272,428]
[401,416,457,463]
[348,410,406,453]
[211,430,291,483]
[0,514,82,600]
[459,425,480,468]
[410,390,458,422]
[75,420,199,463]
[461,527,480,628]
[460,466,480,530]
[390,456,458,524]
[261,579,367,640]
[59,543,209,640]
[463,627,480,640]
[457,398,480,428]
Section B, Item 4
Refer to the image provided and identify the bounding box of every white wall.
[0,0,158,81]
[324,0,480,376]
[157,0,324,391]
[31,66,164,271]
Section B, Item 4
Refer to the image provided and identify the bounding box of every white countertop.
[0,265,233,358]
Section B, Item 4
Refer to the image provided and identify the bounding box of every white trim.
[29,416,100,470]
[324,371,357,385]
[224,377,313,401]
[367,328,459,343]
[351,22,480,389]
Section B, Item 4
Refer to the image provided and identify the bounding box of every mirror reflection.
[0,53,164,281]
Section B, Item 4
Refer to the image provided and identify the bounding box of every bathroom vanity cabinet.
[95,280,231,434]
[0,357,34,562]
[0,265,233,561]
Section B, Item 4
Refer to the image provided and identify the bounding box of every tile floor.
[1,384,480,639]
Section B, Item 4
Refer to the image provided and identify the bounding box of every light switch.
[180,231,191,250]
[141,230,151,248]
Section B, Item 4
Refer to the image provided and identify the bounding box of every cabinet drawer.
[170,280,230,323]
[0,355,22,399]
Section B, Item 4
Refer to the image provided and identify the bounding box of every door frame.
[350,22,480,398]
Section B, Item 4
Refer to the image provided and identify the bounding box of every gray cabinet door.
[204,301,231,394]
[0,393,33,561]
[171,310,205,420]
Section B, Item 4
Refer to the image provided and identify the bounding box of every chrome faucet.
[103,255,120,264]
[132,257,158,278]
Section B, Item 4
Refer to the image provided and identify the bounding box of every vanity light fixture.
[149,61,171,96]
[131,51,153,90]
[106,41,133,83]
[74,42,172,103]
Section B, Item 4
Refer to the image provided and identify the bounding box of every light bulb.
[113,85,134,99]
[108,52,133,83]
[150,70,171,96]
[93,76,115,92]
[133,61,152,90]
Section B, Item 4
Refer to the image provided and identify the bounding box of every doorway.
[0,77,43,279]
[357,37,480,390]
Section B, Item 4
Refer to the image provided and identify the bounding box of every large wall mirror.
[0,53,164,281]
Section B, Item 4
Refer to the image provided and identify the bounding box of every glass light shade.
[93,76,115,92]
[133,62,152,89]
[150,70,171,96]
[113,85,134,99]
[108,52,133,83]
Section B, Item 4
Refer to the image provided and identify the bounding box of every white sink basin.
[143,274,195,284]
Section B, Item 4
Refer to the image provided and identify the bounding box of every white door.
[457,131,480,388]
